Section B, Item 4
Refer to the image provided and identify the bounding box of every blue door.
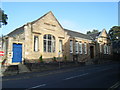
[12,43,22,63]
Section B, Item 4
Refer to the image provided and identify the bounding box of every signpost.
[0,51,4,56]
[0,51,4,76]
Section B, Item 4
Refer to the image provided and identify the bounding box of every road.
[2,61,120,89]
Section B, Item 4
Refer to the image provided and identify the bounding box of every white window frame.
[104,44,107,54]
[75,41,79,54]
[59,40,62,53]
[44,34,55,53]
[84,43,87,54]
[70,40,73,53]
[34,36,39,52]
[79,42,82,54]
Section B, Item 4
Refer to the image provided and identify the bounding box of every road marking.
[26,84,46,90]
[99,68,112,72]
[108,81,120,90]
[63,73,88,80]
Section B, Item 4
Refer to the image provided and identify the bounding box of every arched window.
[43,34,55,52]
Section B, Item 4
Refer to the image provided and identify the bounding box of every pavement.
[2,59,113,77]
[18,64,30,73]
[2,60,120,89]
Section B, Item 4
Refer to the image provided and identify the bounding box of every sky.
[0,2,118,35]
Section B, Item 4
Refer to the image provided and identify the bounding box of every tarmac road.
[2,61,120,89]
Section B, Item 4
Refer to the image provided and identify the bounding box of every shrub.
[39,55,43,63]
[53,56,57,62]
[64,55,67,61]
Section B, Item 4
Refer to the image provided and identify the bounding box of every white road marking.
[26,84,46,90]
[78,67,100,71]
[99,68,112,72]
[109,81,120,89]
[63,73,88,80]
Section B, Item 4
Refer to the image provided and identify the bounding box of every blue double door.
[12,43,22,63]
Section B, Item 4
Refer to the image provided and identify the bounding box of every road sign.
[0,51,4,56]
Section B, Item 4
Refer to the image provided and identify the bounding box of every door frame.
[11,42,24,65]
[90,46,94,59]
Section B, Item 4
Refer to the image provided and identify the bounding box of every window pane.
[44,35,46,39]
[44,40,46,52]
[52,41,55,52]
[59,40,62,53]
[70,40,73,53]
[48,34,51,40]
[34,36,39,52]
[104,45,106,54]
[79,43,82,54]
[43,34,55,53]
[84,43,87,54]
[76,41,78,54]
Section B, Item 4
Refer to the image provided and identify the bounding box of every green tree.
[86,29,99,34]
[86,31,91,34]
[108,26,120,41]
[0,8,8,28]
[93,29,99,33]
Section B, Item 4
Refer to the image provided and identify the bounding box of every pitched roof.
[7,26,24,37]
[64,29,92,40]
[7,11,64,37]
[31,11,51,24]
[88,32,101,40]
[31,11,64,29]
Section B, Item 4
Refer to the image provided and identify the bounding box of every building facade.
[1,11,112,65]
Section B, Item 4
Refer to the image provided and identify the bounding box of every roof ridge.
[31,11,52,24]
[87,32,101,35]
[64,28,88,36]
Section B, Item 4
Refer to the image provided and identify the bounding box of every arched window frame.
[43,34,55,53]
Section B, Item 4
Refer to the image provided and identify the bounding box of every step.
[18,64,30,73]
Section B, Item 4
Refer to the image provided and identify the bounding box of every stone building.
[1,11,112,65]
[88,29,112,59]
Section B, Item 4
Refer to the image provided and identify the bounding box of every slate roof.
[7,26,24,37]
[64,29,93,40]
[87,32,101,40]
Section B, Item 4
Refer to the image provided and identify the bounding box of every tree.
[0,8,8,28]
[108,26,120,41]
[86,31,91,34]
[86,29,99,34]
